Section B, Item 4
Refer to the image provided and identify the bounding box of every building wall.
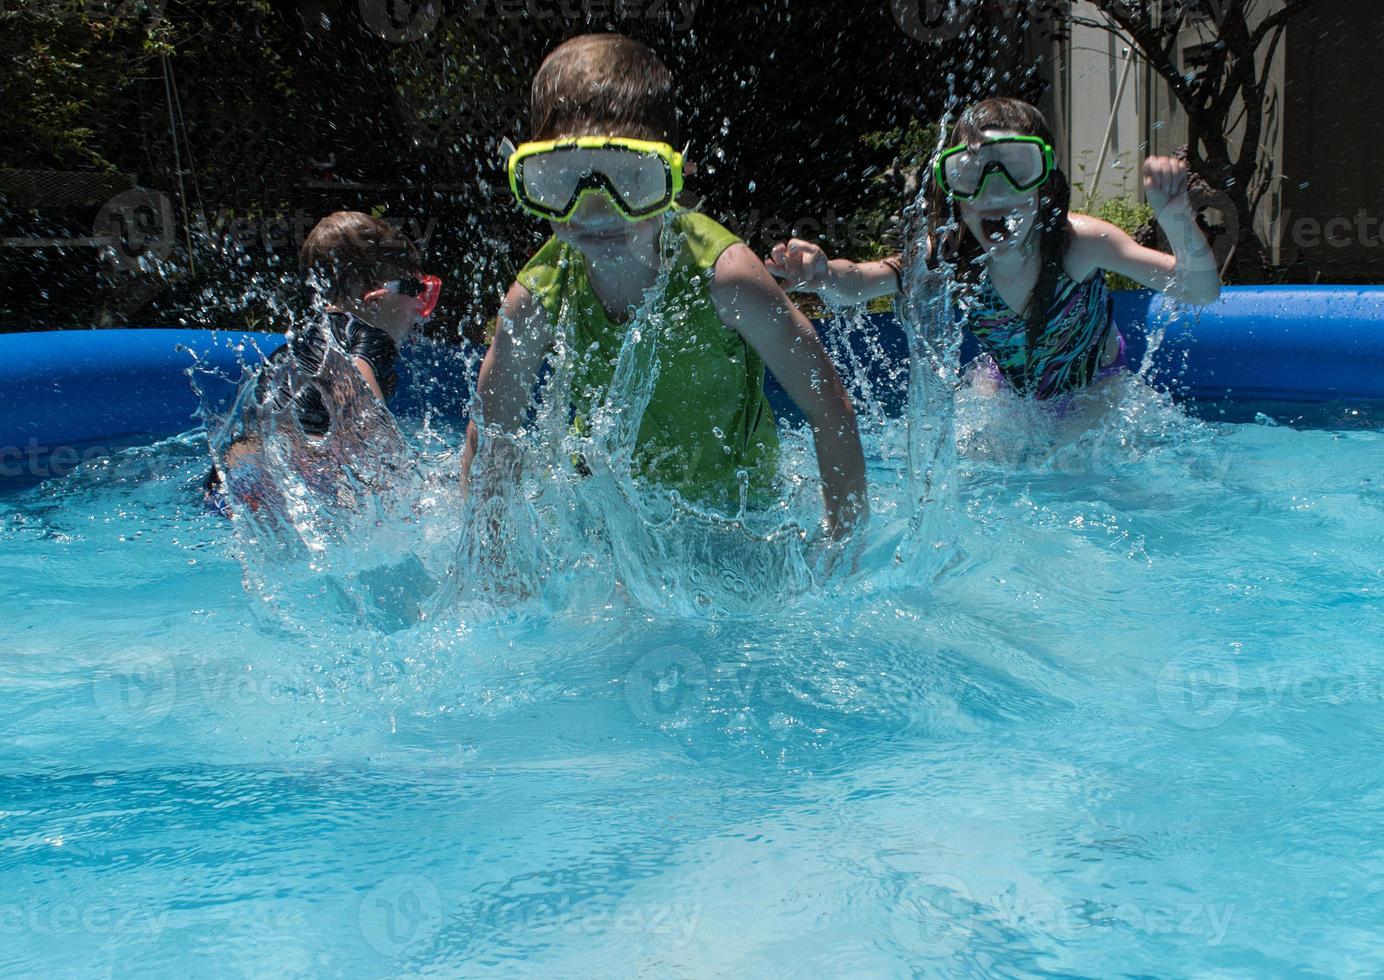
[1280,0,1384,282]
[1030,2,1382,282]
[1051,1,1291,269]
[1051,3,1146,207]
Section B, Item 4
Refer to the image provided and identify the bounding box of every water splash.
[882,98,967,584]
[457,215,829,621]
[185,143,1221,646]
[192,328,465,636]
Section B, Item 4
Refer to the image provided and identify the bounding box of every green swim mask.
[934,136,1056,200]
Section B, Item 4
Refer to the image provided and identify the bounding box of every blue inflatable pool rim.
[1,286,1381,485]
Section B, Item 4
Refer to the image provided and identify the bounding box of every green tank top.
[517,210,780,506]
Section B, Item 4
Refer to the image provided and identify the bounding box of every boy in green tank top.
[462,34,866,538]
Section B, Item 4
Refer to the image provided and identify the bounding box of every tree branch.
[1065,13,1137,54]
[1233,16,1288,190]
[1083,4,1196,106]
[1250,0,1316,49]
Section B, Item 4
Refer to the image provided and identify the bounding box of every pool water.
[2,361,1383,976]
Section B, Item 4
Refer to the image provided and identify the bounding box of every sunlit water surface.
[3,341,1382,977]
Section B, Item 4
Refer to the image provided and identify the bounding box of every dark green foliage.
[0,1,1042,333]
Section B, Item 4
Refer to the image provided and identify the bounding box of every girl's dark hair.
[298,211,420,303]
[924,98,1072,350]
[530,34,678,144]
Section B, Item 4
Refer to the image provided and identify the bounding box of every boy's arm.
[461,281,552,494]
[1069,157,1222,306]
[764,239,902,305]
[712,243,868,538]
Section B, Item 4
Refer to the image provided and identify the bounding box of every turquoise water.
[2,360,1382,975]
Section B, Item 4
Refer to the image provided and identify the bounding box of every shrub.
[1090,197,1155,291]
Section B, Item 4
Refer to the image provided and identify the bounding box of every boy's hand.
[764,239,832,293]
[1144,156,1191,222]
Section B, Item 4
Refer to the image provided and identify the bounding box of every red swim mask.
[363,274,442,319]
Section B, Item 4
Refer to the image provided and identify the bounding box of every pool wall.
[1,285,1381,466]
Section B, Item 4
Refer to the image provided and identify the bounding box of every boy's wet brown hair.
[529,34,678,144]
[298,211,420,302]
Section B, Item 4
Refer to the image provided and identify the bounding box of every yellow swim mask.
[506,136,684,223]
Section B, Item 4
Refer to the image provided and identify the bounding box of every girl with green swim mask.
[765,98,1222,402]
[462,34,866,538]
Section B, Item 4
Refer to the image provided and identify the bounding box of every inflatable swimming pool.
[4,286,1383,976]
[2,286,1380,467]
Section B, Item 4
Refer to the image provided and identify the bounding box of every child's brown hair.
[298,211,420,303]
[529,34,678,144]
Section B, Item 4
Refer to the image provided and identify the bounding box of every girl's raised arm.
[1069,156,1222,306]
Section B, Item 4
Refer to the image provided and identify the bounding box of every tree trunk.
[1085,0,1315,284]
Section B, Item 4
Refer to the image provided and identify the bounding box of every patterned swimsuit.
[958,265,1117,400]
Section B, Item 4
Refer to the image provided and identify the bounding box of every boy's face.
[545,132,665,261]
[362,283,423,332]
[551,193,660,259]
[350,259,430,339]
